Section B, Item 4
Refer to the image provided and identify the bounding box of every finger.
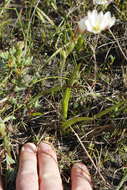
[38,142,63,190]
[16,143,38,190]
[71,163,93,190]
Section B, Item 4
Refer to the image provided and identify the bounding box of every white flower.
[93,0,113,5]
[78,10,115,34]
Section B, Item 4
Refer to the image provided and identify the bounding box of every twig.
[70,126,110,186]
[109,29,127,62]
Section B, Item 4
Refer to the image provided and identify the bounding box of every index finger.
[71,163,93,190]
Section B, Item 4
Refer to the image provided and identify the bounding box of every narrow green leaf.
[61,64,81,120]
[62,116,93,128]
[62,101,126,129]
[31,112,44,116]
[62,87,71,119]
[93,102,123,119]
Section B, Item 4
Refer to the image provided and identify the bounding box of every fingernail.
[73,163,89,173]
[21,143,37,153]
[38,142,53,152]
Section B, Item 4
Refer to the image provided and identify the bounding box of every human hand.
[0,142,93,190]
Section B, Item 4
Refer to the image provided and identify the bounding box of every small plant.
[0,0,127,189]
[0,116,15,167]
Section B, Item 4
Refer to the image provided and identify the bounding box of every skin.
[0,142,93,190]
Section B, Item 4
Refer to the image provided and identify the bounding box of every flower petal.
[78,10,115,34]
[85,19,93,32]
[78,17,87,32]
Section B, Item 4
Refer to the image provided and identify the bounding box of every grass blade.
[36,7,55,26]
